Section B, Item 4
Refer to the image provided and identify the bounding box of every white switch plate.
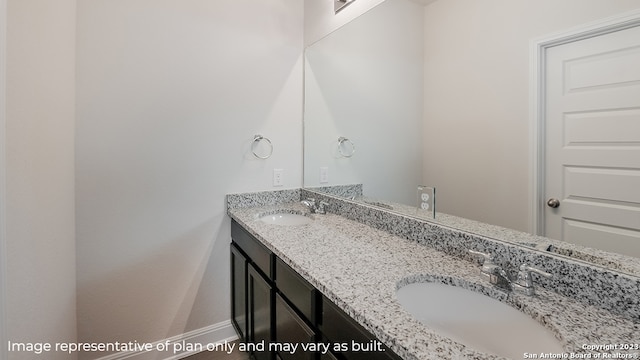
[320,167,329,184]
[273,169,284,187]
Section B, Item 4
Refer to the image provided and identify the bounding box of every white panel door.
[545,25,640,257]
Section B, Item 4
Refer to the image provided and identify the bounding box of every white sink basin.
[259,213,313,226]
[396,282,564,359]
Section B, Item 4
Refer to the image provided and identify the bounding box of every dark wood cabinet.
[275,293,316,360]
[231,219,273,279]
[231,219,402,360]
[275,257,318,326]
[231,220,275,360]
[231,244,248,341]
[320,352,339,360]
[248,263,274,360]
[321,298,402,360]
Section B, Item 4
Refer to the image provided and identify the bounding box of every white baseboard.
[94,320,238,360]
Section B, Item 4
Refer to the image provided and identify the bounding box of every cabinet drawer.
[275,258,318,325]
[321,297,402,360]
[232,220,273,279]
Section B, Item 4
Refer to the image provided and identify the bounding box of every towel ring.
[252,134,273,159]
[337,136,355,158]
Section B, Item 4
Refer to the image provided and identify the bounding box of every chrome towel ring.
[337,136,355,158]
[252,134,273,159]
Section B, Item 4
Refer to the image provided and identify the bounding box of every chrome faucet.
[300,198,315,209]
[468,250,511,290]
[301,198,329,214]
[512,263,552,296]
[468,250,552,296]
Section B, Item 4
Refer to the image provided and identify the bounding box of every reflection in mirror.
[304,0,423,206]
[334,0,356,14]
[303,0,640,277]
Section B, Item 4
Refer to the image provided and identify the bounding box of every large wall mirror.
[304,0,424,206]
[303,0,640,277]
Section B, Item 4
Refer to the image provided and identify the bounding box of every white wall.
[305,0,386,46]
[422,0,640,232]
[75,0,302,358]
[304,0,424,204]
[5,0,78,359]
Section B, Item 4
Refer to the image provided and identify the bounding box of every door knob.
[547,198,560,208]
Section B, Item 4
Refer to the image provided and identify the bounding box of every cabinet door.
[231,244,247,341]
[321,297,402,360]
[275,294,316,360]
[248,263,274,360]
[320,352,339,360]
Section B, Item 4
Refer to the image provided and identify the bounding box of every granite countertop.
[357,195,640,277]
[228,202,640,360]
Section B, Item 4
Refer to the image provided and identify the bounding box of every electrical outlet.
[417,186,435,218]
[273,169,284,187]
[320,167,329,184]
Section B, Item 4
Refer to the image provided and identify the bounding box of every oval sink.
[396,282,564,359]
[259,213,313,226]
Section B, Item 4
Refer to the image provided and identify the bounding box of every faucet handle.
[468,250,508,286]
[317,201,329,214]
[517,264,551,283]
[301,198,316,212]
[301,198,316,206]
[468,250,499,273]
[520,264,551,277]
[513,264,552,296]
[468,250,494,263]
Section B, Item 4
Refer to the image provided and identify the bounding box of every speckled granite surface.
[354,194,640,277]
[227,189,301,209]
[315,190,640,278]
[302,189,640,323]
[305,184,363,199]
[228,202,640,360]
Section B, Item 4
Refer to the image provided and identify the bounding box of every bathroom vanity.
[227,189,640,360]
[231,219,402,360]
